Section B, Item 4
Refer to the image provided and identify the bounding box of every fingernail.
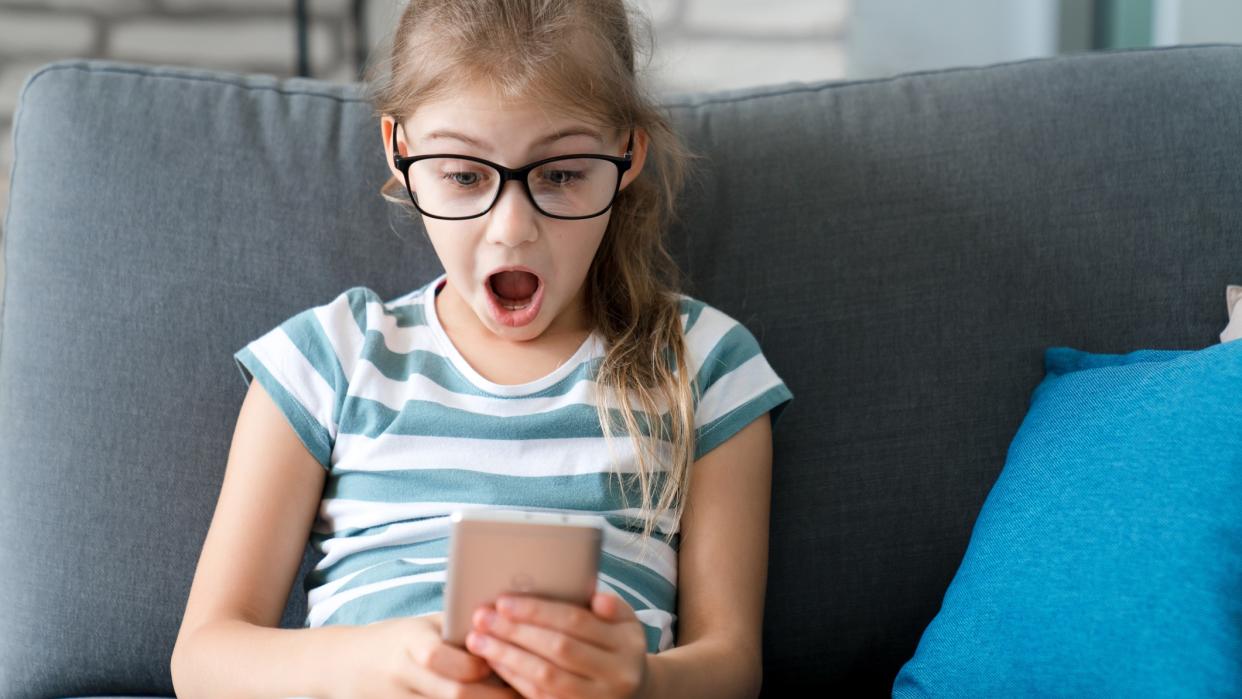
[468,632,491,652]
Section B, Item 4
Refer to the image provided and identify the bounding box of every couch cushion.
[892,341,1242,695]
[3,44,1242,697]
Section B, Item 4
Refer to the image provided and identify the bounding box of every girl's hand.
[329,612,521,699]
[465,592,651,699]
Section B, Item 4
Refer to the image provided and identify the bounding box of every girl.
[171,1,793,698]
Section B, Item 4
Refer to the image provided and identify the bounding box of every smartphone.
[441,508,604,647]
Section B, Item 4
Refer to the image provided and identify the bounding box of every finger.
[493,595,615,650]
[470,611,614,678]
[488,662,548,699]
[488,662,542,699]
[591,592,638,622]
[408,661,519,699]
[467,632,596,698]
[413,640,493,684]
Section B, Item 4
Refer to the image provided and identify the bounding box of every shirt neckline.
[422,272,603,396]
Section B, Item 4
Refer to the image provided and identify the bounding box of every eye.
[542,169,584,186]
[442,170,484,187]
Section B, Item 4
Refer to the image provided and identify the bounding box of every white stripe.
[682,303,738,380]
[314,296,366,383]
[695,353,782,430]
[348,357,649,416]
[595,579,676,651]
[331,431,671,477]
[601,523,678,585]
[249,327,338,439]
[364,300,446,354]
[386,288,423,307]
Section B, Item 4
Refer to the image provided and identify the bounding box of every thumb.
[592,592,635,621]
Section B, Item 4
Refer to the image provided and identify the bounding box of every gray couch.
[3,44,1241,698]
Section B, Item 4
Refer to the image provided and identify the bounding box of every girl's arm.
[643,412,774,699]
[170,380,339,698]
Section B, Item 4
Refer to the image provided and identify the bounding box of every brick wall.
[0,0,849,245]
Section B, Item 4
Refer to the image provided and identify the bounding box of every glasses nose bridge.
[491,161,537,210]
[494,161,534,186]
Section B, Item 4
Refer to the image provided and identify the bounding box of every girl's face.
[382,82,648,345]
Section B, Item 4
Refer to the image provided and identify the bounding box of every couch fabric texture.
[3,44,1242,697]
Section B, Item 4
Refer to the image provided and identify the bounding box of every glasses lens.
[529,157,621,217]
[406,156,622,218]
[408,158,500,218]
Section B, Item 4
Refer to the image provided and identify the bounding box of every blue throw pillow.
[892,341,1242,696]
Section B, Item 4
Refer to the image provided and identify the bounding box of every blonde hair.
[362,0,704,557]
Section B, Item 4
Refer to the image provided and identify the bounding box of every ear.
[618,126,649,192]
[380,114,409,186]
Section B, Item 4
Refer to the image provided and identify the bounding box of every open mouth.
[487,270,541,309]
[484,269,545,327]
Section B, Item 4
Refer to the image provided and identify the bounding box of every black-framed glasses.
[390,119,634,220]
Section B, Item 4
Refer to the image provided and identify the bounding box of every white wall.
[1154,0,1242,45]
[846,0,1061,80]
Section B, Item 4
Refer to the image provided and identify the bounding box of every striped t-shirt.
[233,271,793,653]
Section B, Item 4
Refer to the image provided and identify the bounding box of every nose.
[484,179,539,247]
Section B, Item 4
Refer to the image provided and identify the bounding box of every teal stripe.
[360,331,605,398]
[694,384,793,461]
[343,286,372,335]
[346,284,426,330]
[693,323,762,406]
[679,297,706,334]
[340,395,672,440]
[641,622,661,654]
[335,556,449,596]
[599,552,676,611]
[325,469,671,513]
[233,347,332,470]
[387,303,425,327]
[364,343,490,394]
[280,305,348,437]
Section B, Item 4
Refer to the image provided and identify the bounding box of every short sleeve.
[232,286,374,471]
[681,299,794,462]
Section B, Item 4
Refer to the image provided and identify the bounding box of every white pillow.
[1222,285,1242,343]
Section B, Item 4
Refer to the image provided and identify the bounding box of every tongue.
[491,270,539,301]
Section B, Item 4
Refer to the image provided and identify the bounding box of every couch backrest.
[3,45,1242,697]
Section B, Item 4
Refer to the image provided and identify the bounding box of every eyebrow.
[420,127,604,151]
